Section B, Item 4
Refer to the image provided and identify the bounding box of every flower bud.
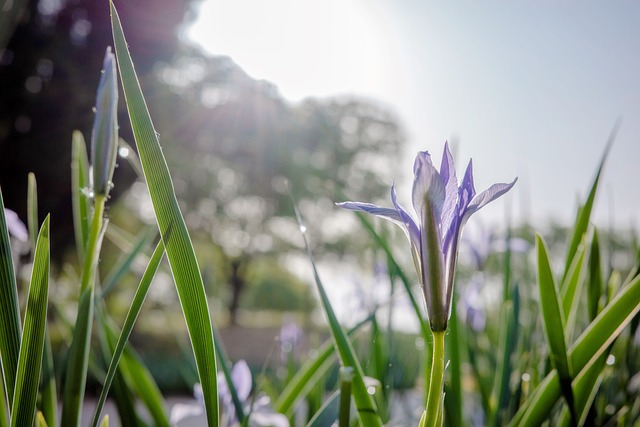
[91,47,118,197]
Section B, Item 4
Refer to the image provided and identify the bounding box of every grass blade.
[91,240,165,427]
[560,236,588,336]
[0,372,8,427]
[27,172,37,254]
[211,326,246,425]
[40,336,57,427]
[306,391,340,427]
[119,344,170,427]
[563,124,616,281]
[273,317,370,415]
[510,272,640,426]
[25,173,57,427]
[536,234,575,422]
[0,190,22,408]
[488,288,519,427]
[61,197,107,427]
[292,202,383,427]
[100,226,156,297]
[11,215,50,427]
[587,229,602,321]
[110,3,218,424]
[535,234,576,422]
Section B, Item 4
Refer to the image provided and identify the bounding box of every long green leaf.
[40,336,57,427]
[91,240,165,427]
[110,4,218,425]
[0,372,8,427]
[563,124,616,281]
[100,226,156,297]
[11,216,50,427]
[119,344,170,427]
[535,234,575,420]
[488,288,519,427]
[26,173,58,427]
[558,351,608,427]
[560,236,588,337]
[0,190,22,409]
[292,204,383,427]
[61,197,107,427]
[510,272,640,426]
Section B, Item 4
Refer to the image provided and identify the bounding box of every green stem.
[81,195,106,291]
[338,367,354,427]
[61,195,106,427]
[425,330,446,427]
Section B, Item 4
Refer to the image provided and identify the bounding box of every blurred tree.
[0,0,198,258]
[1,0,406,321]
[135,47,406,321]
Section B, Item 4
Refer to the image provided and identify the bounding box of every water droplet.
[81,187,94,198]
[92,106,97,113]
[118,146,130,158]
[521,373,530,382]
[606,355,615,366]
[299,224,307,234]
[367,386,376,395]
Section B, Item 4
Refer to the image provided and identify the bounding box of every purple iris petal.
[412,151,445,219]
[439,143,459,240]
[335,201,403,224]
[337,142,516,332]
[390,184,420,252]
[463,179,518,223]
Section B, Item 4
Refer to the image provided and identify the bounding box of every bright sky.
[186,1,640,230]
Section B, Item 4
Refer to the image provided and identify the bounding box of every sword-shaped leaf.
[0,190,22,409]
[11,216,50,427]
[110,3,218,424]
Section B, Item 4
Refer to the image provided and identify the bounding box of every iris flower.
[337,142,516,331]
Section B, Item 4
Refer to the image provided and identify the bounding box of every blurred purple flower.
[338,142,516,331]
[4,208,28,242]
[171,360,288,427]
[463,222,530,270]
[279,318,302,360]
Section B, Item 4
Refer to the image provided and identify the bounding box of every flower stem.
[425,330,446,427]
[61,195,106,427]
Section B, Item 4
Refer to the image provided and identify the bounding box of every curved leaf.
[0,190,21,408]
[110,3,218,424]
[536,234,575,419]
[11,216,50,427]
[511,272,640,426]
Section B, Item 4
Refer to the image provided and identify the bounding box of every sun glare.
[186,0,391,102]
